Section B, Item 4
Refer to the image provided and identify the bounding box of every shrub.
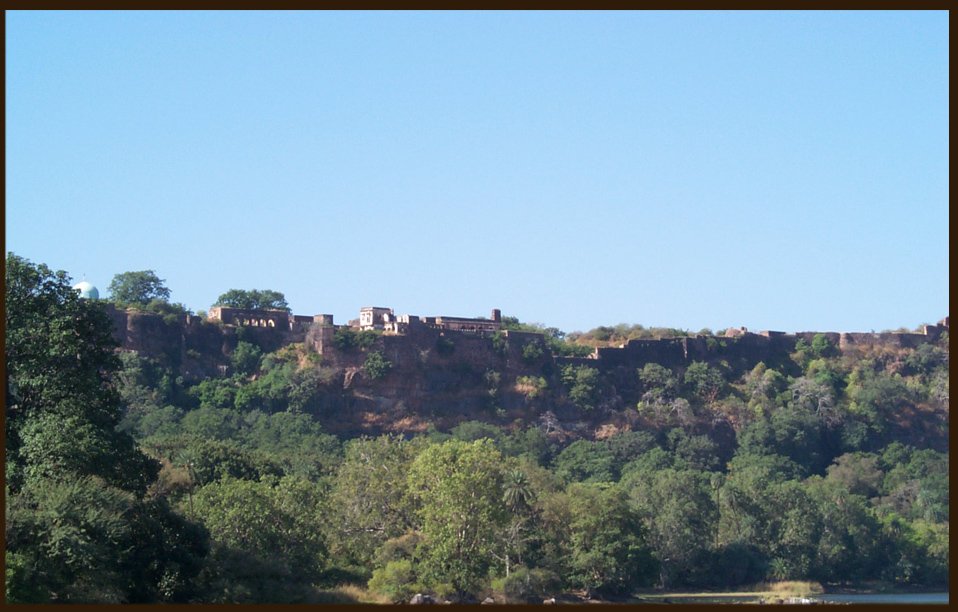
[810,333,838,358]
[484,370,501,398]
[516,375,548,399]
[363,352,392,380]
[561,365,601,411]
[333,328,357,351]
[368,559,421,603]
[231,341,263,375]
[356,330,380,350]
[522,341,544,363]
[495,567,561,603]
[491,332,508,356]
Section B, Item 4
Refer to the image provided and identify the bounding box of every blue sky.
[7,11,949,334]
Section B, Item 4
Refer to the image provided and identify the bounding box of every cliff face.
[105,305,948,441]
[300,328,561,435]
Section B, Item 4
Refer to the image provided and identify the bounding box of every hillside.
[7,259,949,603]
[105,303,949,452]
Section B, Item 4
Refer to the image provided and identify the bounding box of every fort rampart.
[104,303,949,383]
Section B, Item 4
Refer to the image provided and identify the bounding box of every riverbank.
[631,581,948,605]
[633,581,824,603]
[823,580,949,595]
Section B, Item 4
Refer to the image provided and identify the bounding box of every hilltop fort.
[96,300,949,441]
[105,302,949,378]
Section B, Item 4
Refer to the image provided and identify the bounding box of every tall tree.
[108,270,171,307]
[5,254,205,602]
[189,476,327,602]
[565,483,658,596]
[326,435,426,571]
[407,439,509,599]
[623,467,719,587]
[683,361,725,406]
[500,469,535,575]
[213,289,289,312]
[6,254,158,494]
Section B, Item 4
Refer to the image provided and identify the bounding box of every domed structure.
[73,281,99,300]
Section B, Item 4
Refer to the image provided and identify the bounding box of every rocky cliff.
[104,304,948,442]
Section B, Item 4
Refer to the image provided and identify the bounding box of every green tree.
[623,467,719,587]
[368,558,421,603]
[332,327,379,351]
[495,566,561,603]
[744,363,786,414]
[810,333,838,359]
[638,363,679,402]
[667,428,722,472]
[5,254,159,495]
[605,430,658,474]
[407,439,509,598]
[108,270,172,307]
[116,497,211,602]
[500,427,556,466]
[6,449,206,604]
[363,351,392,380]
[736,406,828,476]
[683,361,725,405]
[804,477,886,583]
[847,370,913,440]
[878,447,949,523]
[716,452,820,581]
[326,436,426,571]
[491,331,509,356]
[239,411,342,479]
[516,375,548,401]
[5,476,135,602]
[5,257,211,603]
[521,340,544,363]
[500,469,535,576]
[213,289,290,312]
[190,476,327,602]
[230,341,262,375]
[180,406,244,440]
[552,440,615,484]
[451,420,505,444]
[115,353,170,429]
[180,439,283,486]
[620,447,674,481]
[565,483,657,596]
[503,469,533,516]
[902,343,947,378]
[825,452,884,498]
[716,452,800,550]
[561,365,601,412]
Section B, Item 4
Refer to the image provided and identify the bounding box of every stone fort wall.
[104,303,948,382]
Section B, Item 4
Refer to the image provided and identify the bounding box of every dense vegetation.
[5,254,949,603]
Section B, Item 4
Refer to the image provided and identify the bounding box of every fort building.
[208,305,290,328]
[193,303,948,374]
[359,307,503,334]
[359,306,394,331]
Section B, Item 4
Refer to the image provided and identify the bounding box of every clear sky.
[6,11,949,335]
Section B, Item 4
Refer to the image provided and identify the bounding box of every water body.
[814,592,948,604]
[638,592,948,605]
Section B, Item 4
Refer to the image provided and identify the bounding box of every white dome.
[73,281,99,300]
